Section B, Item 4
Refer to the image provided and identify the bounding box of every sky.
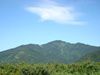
[0,0,100,51]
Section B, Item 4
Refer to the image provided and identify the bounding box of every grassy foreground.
[0,62,100,75]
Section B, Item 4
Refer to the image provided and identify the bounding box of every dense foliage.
[0,62,100,75]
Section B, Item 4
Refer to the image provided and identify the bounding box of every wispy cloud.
[26,0,85,25]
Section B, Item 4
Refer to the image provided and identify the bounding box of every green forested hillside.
[0,40,100,63]
[0,62,100,75]
[0,44,45,63]
[79,50,100,62]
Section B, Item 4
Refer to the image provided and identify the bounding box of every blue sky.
[0,0,100,51]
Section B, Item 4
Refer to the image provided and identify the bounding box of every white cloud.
[26,0,84,25]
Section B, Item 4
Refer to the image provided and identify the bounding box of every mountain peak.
[52,40,66,43]
[42,40,70,47]
[46,40,69,44]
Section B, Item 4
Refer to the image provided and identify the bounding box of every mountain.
[79,50,100,62]
[0,44,45,63]
[0,40,100,63]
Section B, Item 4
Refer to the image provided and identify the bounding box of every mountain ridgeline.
[0,40,100,63]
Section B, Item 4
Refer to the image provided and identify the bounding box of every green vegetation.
[0,62,100,75]
[0,40,100,75]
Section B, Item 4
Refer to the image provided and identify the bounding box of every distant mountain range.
[0,40,100,63]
